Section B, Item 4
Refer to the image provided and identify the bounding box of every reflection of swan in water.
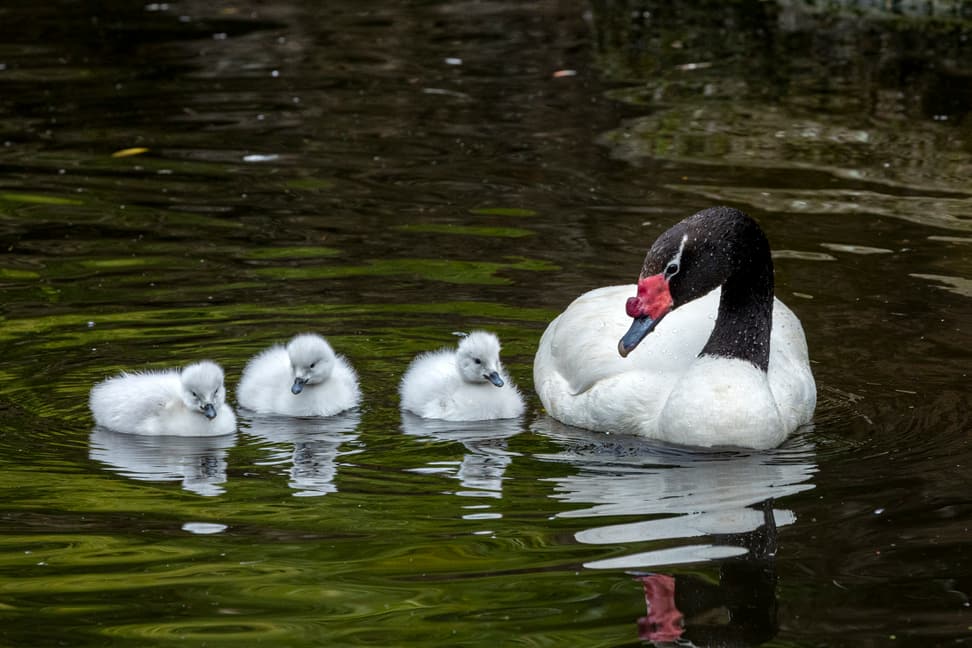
[532,417,817,569]
[401,413,523,509]
[634,501,781,646]
[89,427,236,496]
[534,417,814,645]
[241,411,362,497]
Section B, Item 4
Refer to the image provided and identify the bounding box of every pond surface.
[1,1,971,646]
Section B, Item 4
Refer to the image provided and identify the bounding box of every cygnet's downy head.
[180,361,227,419]
[455,331,505,387]
[287,333,336,394]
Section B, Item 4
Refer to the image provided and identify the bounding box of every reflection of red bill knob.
[637,573,684,643]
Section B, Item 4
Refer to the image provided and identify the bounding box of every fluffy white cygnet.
[399,330,525,421]
[89,360,236,437]
[237,333,361,417]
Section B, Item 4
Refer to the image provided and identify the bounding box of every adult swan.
[533,206,815,449]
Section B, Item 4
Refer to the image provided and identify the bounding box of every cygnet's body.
[237,333,360,417]
[89,361,236,437]
[399,331,524,421]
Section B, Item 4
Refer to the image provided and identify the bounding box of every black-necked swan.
[399,331,525,421]
[533,206,816,449]
[89,360,236,436]
[237,333,361,417]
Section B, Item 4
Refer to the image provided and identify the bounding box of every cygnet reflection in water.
[89,427,237,497]
[532,417,816,569]
[401,413,523,506]
[241,410,362,497]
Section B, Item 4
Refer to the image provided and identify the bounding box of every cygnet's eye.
[191,391,199,399]
[309,362,316,369]
[474,358,481,365]
[665,262,679,277]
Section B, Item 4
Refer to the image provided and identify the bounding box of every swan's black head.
[619,207,773,358]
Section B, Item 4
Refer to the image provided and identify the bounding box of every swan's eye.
[474,358,481,365]
[309,362,316,369]
[665,263,679,277]
[191,391,199,399]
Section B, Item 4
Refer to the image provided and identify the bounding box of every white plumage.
[399,331,525,421]
[534,286,815,449]
[534,207,816,449]
[237,333,360,417]
[89,360,236,437]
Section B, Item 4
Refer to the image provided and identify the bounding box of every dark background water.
[1,1,970,646]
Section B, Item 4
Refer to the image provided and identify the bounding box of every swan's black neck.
[700,244,774,372]
[640,207,777,371]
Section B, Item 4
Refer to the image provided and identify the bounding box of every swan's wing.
[536,286,640,395]
[399,348,457,411]
[768,299,817,430]
[237,345,290,406]
[537,286,720,396]
[90,370,182,430]
[332,354,362,404]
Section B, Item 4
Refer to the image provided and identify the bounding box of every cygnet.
[399,330,524,421]
[237,333,361,417]
[89,360,236,436]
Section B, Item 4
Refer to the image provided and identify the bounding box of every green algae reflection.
[468,207,537,218]
[0,192,84,206]
[253,257,558,285]
[244,246,342,260]
[395,224,532,238]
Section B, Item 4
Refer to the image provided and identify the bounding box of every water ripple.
[531,418,817,569]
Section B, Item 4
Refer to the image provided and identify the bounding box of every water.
[1,1,971,645]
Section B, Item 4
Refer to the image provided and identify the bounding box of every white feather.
[89,361,236,437]
[237,333,360,417]
[400,330,525,421]
[534,286,815,449]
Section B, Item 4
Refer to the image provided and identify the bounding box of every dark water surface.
[2,1,971,646]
